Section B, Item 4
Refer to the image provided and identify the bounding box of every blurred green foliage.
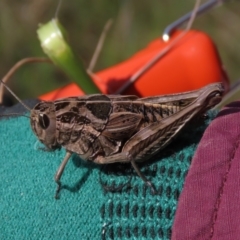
[0,0,240,102]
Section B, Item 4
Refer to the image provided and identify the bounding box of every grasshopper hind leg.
[131,160,157,195]
[95,153,157,194]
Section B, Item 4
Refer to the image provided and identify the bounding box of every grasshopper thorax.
[30,101,60,150]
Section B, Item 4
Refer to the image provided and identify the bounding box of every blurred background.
[0,0,240,102]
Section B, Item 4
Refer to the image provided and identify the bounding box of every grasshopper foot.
[55,181,61,199]
[146,181,157,195]
[131,160,157,195]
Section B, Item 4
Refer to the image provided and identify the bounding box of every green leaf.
[37,19,100,94]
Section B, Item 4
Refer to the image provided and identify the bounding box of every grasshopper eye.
[39,113,50,129]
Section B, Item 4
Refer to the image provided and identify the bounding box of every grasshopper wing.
[102,112,142,140]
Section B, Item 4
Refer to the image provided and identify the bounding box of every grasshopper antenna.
[0,57,51,111]
[0,80,32,112]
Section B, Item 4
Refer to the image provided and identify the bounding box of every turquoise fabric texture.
[0,111,215,240]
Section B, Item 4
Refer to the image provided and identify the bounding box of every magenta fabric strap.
[172,102,240,240]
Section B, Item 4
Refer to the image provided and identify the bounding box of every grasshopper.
[1,81,224,197]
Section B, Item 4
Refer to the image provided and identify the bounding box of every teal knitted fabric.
[0,111,216,240]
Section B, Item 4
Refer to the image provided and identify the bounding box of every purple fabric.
[172,102,240,240]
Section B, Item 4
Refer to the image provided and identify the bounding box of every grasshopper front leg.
[54,151,72,199]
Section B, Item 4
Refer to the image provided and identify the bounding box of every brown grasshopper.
[1,81,224,197]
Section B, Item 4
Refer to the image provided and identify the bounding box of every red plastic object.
[40,30,229,101]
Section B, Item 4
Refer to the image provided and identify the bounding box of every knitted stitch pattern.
[0,101,215,240]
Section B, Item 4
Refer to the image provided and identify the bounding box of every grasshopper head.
[30,101,60,150]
